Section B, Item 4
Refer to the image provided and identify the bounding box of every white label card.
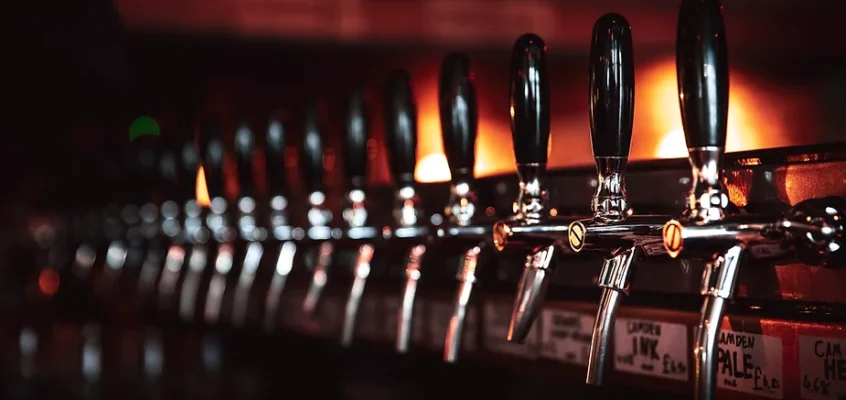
[613,318,688,381]
[482,301,539,359]
[716,330,783,399]
[539,309,594,366]
[429,301,477,353]
[800,335,846,400]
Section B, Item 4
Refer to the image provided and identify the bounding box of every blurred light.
[549,208,558,217]
[416,153,450,183]
[656,129,687,159]
[196,167,211,207]
[642,59,784,159]
[38,268,60,296]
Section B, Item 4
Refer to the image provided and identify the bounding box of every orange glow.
[38,268,60,296]
[196,167,211,207]
[640,60,786,159]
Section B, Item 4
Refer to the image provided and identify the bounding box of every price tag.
[716,330,783,398]
[613,318,688,381]
[317,295,343,339]
[383,296,428,346]
[800,335,846,400]
[429,301,478,353]
[539,309,594,365]
[482,301,539,359]
[357,295,382,341]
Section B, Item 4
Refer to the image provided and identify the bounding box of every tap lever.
[234,121,257,199]
[343,88,371,229]
[507,244,556,343]
[341,244,376,347]
[345,88,369,191]
[586,245,641,385]
[677,0,730,223]
[439,53,479,226]
[198,118,226,200]
[589,13,635,222]
[444,244,483,363]
[384,70,418,189]
[510,34,550,223]
[440,54,478,185]
[396,244,427,354]
[266,116,288,201]
[694,245,744,400]
[385,70,423,227]
[301,102,326,196]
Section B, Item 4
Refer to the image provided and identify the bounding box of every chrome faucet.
[661,1,845,399]
[263,115,298,332]
[301,102,336,317]
[490,33,559,344]
[433,53,489,363]
[339,88,379,348]
[571,13,676,386]
[383,70,430,353]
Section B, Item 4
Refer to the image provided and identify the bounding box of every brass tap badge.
[568,220,586,252]
[662,220,684,258]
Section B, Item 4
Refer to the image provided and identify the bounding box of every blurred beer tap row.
[6,0,845,399]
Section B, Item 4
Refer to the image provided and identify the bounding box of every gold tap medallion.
[492,221,512,251]
[662,220,684,258]
[568,220,586,252]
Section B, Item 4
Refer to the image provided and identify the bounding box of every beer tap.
[434,53,488,363]
[660,1,846,399]
[339,88,377,348]
[230,121,266,328]
[565,13,673,385]
[384,70,428,353]
[490,34,559,344]
[301,103,335,317]
[170,136,207,322]
[197,117,236,325]
[264,115,297,332]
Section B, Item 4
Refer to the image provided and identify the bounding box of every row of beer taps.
[26,0,845,399]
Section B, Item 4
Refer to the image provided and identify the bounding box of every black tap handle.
[301,103,325,194]
[179,135,199,202]
[676,0,729,149]
[265,116,288,197]
[234,121,256,198]
[510,34,550,166]
[344,88,369,190]
[384,70,418,187]
[198,118,226,200]
[589,14,635,159]
[439,53,478,183]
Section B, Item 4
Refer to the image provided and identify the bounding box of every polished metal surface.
[444,245,481,363]
[507,244,555,343]
[397,244,426,354]
[341,244,375,347]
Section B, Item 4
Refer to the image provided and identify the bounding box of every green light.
[129,116,160,141]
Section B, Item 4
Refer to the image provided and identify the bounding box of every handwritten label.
[716,330,783,398]
[483,301,539,359]
[614,318,688,381]
[383,296,427,346]
[429,300,478,353]
[800,335,846,400]
[539,309,594,365]
[357,295,382,341]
